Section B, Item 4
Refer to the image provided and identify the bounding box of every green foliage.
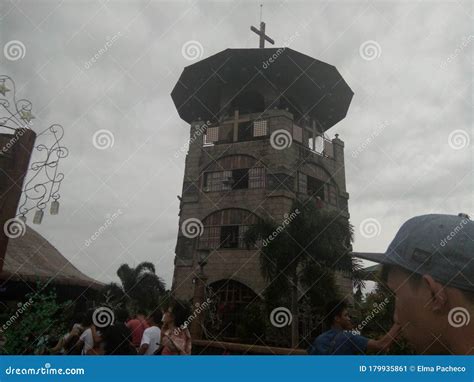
[235,301,266,342]
[356,284,415,355]
[245,198,358,308]
[244,198,359,346]
[2,288,69,355]
[100,262,167,315]
[99,282,127,310]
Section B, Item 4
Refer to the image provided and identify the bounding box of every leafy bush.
[1,288,70,355]
[355,285,415,355]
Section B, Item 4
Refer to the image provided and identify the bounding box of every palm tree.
[101,262,167,313]
[245,198,359,348]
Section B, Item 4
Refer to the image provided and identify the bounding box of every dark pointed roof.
[0,226,102,289]
[171,48,353,131]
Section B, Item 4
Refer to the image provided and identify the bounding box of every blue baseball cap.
[357,214,473,292]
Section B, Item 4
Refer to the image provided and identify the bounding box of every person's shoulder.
[317,329,336,340]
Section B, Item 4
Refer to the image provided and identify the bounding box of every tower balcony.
[182,109,348,214]
[194,108,339,161]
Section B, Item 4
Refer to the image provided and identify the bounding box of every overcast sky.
[1,0,472,288]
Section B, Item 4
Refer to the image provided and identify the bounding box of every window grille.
[253,120,268,137]
[248,167,265,189]
[204,126,219,145]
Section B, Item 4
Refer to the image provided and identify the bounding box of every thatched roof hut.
[0,226,102,302]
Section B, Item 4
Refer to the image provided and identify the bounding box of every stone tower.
[170,42,353,333]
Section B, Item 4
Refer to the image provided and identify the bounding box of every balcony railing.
[201,115,334,159]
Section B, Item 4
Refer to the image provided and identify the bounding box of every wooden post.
[291,270,299,348]
[0,128,36,273]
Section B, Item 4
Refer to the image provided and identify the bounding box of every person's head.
[383,264,474,354]
[163,302,190,328]
[136,310,147,320]
[146,310,163,326]
[374,214,474,354]
[325,299,352,330]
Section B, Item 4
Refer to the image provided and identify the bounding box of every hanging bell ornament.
[33,209,44,224]
[19,215,27,223]
[50,200,60,215]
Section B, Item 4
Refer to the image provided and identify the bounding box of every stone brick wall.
[172,110,351,301]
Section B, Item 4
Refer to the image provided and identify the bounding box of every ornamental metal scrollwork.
[0,75,68,224]
[0,75,34,130]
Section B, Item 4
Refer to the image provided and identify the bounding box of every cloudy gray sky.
[1,0,472,288]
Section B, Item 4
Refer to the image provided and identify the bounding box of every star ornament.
[20,110,35,123]
[0,82,10,96]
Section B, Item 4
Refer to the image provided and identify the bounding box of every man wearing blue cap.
[364,214,473,355]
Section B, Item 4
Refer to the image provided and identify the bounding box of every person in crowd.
[138,310,163,355]
[50,313,85,355]
[160,303,192,355]
[73,310,103,355]
[377,214,474,354]
[308,299,401,355]
[103,308,136,355]
[126,310,149,350]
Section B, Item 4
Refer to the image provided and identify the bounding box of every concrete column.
[190,270,208,340]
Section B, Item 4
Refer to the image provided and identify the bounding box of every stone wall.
[172,109,351,301]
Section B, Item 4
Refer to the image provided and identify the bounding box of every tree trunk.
[291,270,299,348]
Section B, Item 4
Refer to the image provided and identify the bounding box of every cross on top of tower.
[250,5,274,48]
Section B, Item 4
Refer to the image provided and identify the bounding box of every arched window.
[207,279,259,338]
[202,155,266,192]
[298,164,338,206]
[198,208,260,249]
